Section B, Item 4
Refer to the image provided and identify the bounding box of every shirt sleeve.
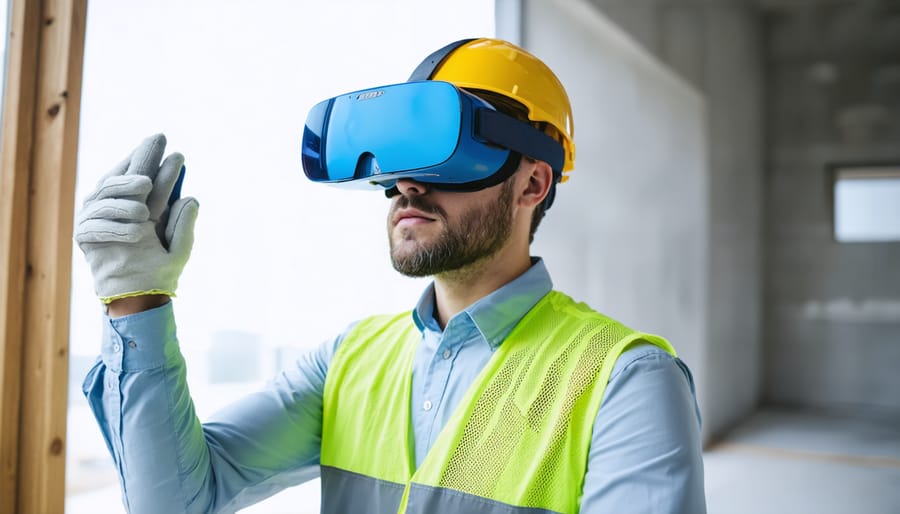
[81,301,344,514]
[579,343,707,514]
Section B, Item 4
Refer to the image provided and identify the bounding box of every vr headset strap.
[476,109,565,174]
[407,39,477,82]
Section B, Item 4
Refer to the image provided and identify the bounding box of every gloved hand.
[75,134,199,304]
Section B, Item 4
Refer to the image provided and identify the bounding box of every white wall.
[513,0,710,422]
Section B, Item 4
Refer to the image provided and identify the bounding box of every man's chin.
[390,253,432,277]
[389,241,445,277]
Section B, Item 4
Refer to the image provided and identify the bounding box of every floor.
[704,408,900,514]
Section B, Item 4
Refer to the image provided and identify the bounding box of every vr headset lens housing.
[302,81,564,191]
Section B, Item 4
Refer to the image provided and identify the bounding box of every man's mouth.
[393,208,437,228]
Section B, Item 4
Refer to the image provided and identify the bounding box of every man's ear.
[519,158,554,208]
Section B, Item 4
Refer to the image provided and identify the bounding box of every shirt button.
[112,343,121,352]
[442,349,452,360]
[423,400,433,411]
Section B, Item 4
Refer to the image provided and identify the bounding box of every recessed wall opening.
[831,163,900,243]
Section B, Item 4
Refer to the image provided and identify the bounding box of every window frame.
[0,0,86,512]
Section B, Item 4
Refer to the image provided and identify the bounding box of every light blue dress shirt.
[84,259,706,514]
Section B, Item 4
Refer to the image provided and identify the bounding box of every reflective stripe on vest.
[321,466,560,514]
[320,291,675,514]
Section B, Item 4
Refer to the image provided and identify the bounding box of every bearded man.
[77,39,706,514]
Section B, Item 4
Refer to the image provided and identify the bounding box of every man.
[78,38,705,514]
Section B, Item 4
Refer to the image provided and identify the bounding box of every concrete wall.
[506,0,710,434]
[585,0,765,441]
[762,0,900,414]
[522,0,900,428]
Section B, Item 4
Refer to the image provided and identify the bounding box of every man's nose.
[395,179,430,196]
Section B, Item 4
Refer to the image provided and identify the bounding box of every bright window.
[66,2,495,513]
[833,164,900,243]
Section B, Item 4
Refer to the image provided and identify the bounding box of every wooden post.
[0,2,43,510]
[0,0,87,512]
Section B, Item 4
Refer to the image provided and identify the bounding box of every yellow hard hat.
[409,38,576,181]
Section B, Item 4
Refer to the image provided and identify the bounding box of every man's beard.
[388,181,515,277]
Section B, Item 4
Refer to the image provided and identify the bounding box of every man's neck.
[431,247,532,330]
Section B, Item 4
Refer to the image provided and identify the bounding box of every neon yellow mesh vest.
[320,291,675,514]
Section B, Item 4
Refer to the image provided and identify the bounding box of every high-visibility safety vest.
[321,291,675,514]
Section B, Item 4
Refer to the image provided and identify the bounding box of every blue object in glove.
[168,165,186,206]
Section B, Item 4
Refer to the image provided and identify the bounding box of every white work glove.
[75,134,199,304]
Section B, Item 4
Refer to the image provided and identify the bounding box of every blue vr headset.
[300,80,565,194]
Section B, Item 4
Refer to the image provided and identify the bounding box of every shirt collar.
[412,258,553,350]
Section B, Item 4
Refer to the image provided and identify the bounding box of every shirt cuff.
[102,300,180,373]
